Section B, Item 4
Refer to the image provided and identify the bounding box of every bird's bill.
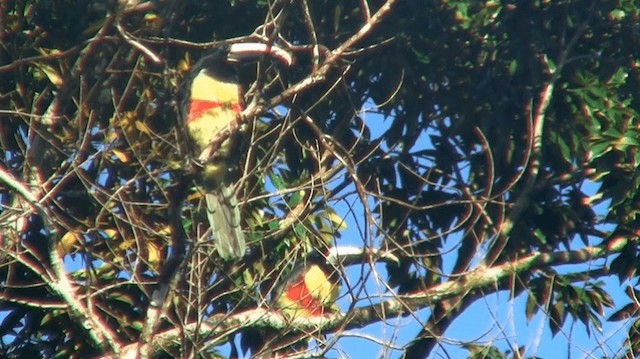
[227,43,293,66]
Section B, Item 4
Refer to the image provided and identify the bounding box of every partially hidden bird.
[180,42,293,260]
[244,253,341,357]
[273,255,341,318]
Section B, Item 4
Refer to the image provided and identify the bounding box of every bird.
[242,252,341,357]
[273,257,341,318]
[179,42,293,260]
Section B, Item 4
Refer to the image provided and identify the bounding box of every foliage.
[1,0,640,358]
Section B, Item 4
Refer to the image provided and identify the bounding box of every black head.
[188,42,293,83]
[192,45,239,83]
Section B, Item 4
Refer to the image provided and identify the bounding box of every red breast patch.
[285,275,325,316]
[187,99,242,123]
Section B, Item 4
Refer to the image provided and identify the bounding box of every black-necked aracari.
[180,43,292,260]
[242,251,342,356]
[273,256,341,318]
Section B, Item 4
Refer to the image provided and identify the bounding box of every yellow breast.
[187,71,242,153]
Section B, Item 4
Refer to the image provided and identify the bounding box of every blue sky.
[3,83,634,359]
[317,105,635,358]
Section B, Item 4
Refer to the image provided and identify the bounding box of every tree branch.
[109,242,618,358]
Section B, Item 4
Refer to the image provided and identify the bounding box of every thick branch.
[110,242,618,358]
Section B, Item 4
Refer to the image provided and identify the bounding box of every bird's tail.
[205,185,246,260]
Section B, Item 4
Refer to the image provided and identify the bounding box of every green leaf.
[293,223,306,239]
[508,59,518,75]
[549,301,566,337]
[288,190,303,207]
[588,140,611,160]
[609,9,626,21]
[526,290,537,320]
[268,172,285,191]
